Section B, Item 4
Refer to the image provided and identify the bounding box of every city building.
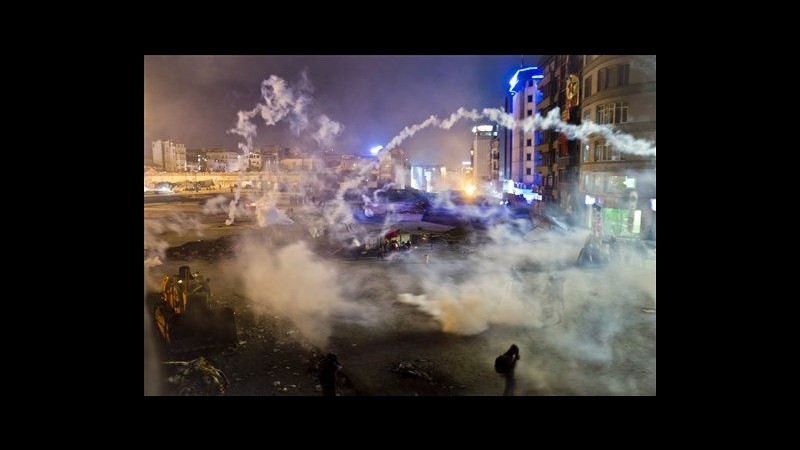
[501,66,543,195]
[409,163,449,192]
[206,149,242,172]
[470,124,498,188]
[280,157,319,172]
[248,152,262,170]
[535,55,585,214]
[579,55,656,239]
[152,139,187,172]
[185,148,208,172]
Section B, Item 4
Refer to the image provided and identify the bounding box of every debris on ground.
[163,357,228,396]
[392,360,433,381]
[166,235,241,261]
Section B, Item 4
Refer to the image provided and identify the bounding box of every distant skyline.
[145,55,539,168]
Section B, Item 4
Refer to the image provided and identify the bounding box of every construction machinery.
[154,266,237,353]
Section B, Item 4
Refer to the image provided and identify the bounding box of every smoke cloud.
[236,238,364,348]
[312,114,344,147]
[384,107,656,157]
[224,71,344,225]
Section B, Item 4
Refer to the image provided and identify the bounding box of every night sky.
[144,55,538,168]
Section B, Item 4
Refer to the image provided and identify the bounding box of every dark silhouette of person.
[495,344,520,396]
[318,353,343,396]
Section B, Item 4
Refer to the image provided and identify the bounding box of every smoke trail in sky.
[383,107,656,157]
[224,71,343,225]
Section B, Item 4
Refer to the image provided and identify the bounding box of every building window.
[618,64,630,87]
[527,110,532,117]
[603,143,612,161]
[594,173,604,192]
[594,142,601,161]
[526,168,532,175]
[596,102,629,125]
[597,70,604,93]
[527,139,532,147]
[583,109,591,123]
[612,102,629,124]
[583,143,590,162]
[584,76,592,99]
[526,153,532,161]
[607,66,618,89]
[583,174,589,190]
[527,95,533,103]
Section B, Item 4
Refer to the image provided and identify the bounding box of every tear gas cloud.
[224,71,344,225]
[384,107,656,157]
[235,238,367,348]
[144,212,203,290]
[146,69,655,394]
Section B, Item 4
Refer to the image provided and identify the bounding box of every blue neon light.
[508,66,543,93]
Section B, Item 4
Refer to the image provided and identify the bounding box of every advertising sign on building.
[566,74,580,108]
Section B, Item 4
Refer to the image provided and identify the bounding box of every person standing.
[318,353,342,396]
[495,344,520,396]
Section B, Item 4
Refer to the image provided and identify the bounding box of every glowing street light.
[370,145,383,155]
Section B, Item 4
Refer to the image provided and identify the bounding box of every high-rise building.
[470,124,497,187]
[579,55,656,239]
[535,55,585,213]
[152,140,187,172]
[501,66,543,192]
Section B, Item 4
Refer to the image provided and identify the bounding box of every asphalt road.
[145,196,656,395]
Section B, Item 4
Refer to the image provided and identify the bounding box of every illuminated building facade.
[470,124,498,184]
[501,66,543,191]
[152,139,187,172]
[535,55,586,213]
[579,55,656,239]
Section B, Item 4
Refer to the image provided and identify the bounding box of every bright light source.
[633,210,642,233]
[370,145,383,155]
[623,177,636,189]
[585,194,596,205]
[472,125,494,133]
[650,199,656,211]
[464,184,476,197]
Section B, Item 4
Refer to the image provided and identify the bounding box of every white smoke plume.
[225,71,343,225]
[312,114,344,147]
[144,212,204,289]
[236,238,364,347]
[383,107,656,157]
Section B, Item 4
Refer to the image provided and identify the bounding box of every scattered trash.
[641,309,656,314]
[392,360,433,381]
[163,357,228,396]
[273,381,281,386]
[315,384,322,392]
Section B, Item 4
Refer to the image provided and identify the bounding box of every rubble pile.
[392,360,434,381]
[164,357,229,396]
[166,236,240,261]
